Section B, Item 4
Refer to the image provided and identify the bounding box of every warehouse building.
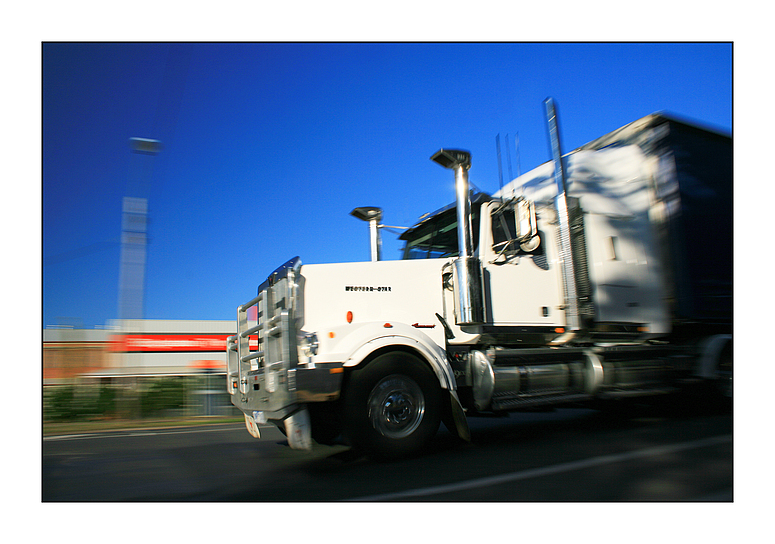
[43,319,240,417]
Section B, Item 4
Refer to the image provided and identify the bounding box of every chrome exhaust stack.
[431,149,485,325]
[544,98,581,334]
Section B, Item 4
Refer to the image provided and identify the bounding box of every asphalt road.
[42,396,732,502]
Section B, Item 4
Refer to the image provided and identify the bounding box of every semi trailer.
[226,98,732,458]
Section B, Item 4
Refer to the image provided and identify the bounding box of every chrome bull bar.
[226,257,344,449]
[226,258,302,419]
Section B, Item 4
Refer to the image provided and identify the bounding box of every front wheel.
[343,352,441,459]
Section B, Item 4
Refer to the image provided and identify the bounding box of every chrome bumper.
[227,332,344,420]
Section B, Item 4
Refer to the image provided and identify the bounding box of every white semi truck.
[227,98,732,458]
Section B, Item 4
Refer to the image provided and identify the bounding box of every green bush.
[47,386,79,421]
[94,385,117,417]
[45,384,119,421]
[139,378,187,417]
[43,377,236,421]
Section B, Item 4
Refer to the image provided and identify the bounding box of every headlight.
[298,332,319,357]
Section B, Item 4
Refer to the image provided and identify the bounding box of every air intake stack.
[350,206,383,261]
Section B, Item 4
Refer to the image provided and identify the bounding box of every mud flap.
[449,390,471,442]
[284,407,313,450]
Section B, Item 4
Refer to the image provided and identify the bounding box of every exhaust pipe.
[431,149,485,325]
[544,97,581,333]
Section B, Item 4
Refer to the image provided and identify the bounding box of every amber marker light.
[346,311,353,324]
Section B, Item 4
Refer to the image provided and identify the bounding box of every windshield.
[400,203,481,260]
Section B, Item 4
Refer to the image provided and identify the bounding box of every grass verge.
[43,415,244,436]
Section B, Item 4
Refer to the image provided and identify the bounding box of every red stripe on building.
[109,334,258,352]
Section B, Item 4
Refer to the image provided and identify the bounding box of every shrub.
[47,386,79,421]
[139,378,187,417]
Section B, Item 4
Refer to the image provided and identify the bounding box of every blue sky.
[42,43,732,328]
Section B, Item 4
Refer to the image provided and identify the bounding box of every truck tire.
[343,352,442,459]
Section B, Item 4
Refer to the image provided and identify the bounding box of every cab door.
[479,201,565,327]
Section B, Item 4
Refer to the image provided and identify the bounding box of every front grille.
[227,257,302,416]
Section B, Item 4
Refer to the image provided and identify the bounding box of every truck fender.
[342,323,457,391]
[696,334,732,379]
[342,323,470,442]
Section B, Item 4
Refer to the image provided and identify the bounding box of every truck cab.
[399,193,567,345]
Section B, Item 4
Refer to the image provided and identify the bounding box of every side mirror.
[492,197,540,255]
[515,198,540,251]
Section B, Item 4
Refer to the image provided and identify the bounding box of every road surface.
[43,396,732,502]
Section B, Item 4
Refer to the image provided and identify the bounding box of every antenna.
[496,134,504,191]
[515,131,522,178]
[505,134,514,181]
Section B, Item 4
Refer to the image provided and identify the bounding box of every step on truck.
[227,98,732,458]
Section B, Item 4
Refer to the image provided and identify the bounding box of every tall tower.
[115,44,190,324]
[117,137,160,321]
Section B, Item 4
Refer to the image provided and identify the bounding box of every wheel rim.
[367,374,425,439]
